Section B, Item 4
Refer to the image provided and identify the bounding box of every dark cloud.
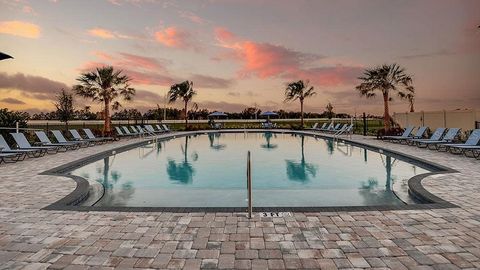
[0,98,26,104]
[191,74,234,89]
[399,50,455,60]
[134,90,163,101]
[227,91,259,97]
[0,72,69,100]
[196,101,248,112]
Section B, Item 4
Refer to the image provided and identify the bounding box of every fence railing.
[393,109,480,131]
[26,117,381,125]
[25,118,383,134]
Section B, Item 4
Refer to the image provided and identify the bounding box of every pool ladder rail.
[247,151,253,219]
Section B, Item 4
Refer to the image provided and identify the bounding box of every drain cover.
[259,212,292,217]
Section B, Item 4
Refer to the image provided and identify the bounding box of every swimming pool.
[69,132,434,208]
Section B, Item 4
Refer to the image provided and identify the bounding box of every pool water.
[70,132,430,207]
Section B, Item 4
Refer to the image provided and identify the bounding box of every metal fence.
[25,118,383,134]
[393,109,480,131]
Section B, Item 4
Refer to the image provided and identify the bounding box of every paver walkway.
[0,131,479,269]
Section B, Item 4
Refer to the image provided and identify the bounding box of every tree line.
[25,106,351,121]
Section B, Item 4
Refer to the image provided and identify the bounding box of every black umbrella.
[0,52,13,61]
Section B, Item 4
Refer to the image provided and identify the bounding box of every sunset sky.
[0,0,479,115]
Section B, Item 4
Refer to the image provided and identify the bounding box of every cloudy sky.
[0,0,479,115]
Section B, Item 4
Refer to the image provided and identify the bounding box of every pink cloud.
[79,52,175,86]
[88,27,116,39]
[87,27,139,40]
[154,26,195,49]
[179,10,207,25]
[79,60,175,86]
[215,27,236,43]
[286,66,363,87]
[0,21,40,39]
[88,52,168,72]
[22,5,37,15]
[79,52,233,89]
[214,27,363,87]
[117,53,169,71]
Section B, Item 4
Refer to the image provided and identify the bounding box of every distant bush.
[0,108,29,144]
[0,108,29,128]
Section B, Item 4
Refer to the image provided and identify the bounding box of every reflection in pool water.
[285,135,318,182]
[261,132,278,150]
[71,132,430,207]
[79,156,136,207]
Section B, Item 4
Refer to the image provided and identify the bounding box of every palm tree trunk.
[383,93,390,130]
[300,135,305,164]
[104,99,111,135]
[300,99,304,128]
[184,100,188,127]
[385,155,392,191]
[409,101,414,112]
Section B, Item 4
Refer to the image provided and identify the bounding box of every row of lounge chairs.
[0,128,113,163]
[114,124,171,137]
[261,122,277,129]
[310,122,354,136]
[384,126,480,158]
[0,124,172,164]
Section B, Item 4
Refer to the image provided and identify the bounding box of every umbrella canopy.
[260,111,278,117]
[208,111,228,117]
[0,52,13,61]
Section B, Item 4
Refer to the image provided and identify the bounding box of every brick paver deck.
[0,131,479,269]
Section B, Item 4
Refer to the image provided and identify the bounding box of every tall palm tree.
[406,92,415,112]
[356,64,414,130]
[168,80,196,127]
[284,80,316,128]
[73,66,135,135]
[285,135,318,182]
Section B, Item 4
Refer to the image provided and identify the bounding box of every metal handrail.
[247,151,252,219]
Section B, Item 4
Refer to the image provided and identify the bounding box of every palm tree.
[325,102,334,119]
[406,92,415,112]
[285,135,318,182]
[355,64,414,130]
[284,80,316,128]
[73,66,135,135]
[168,80,196,127]
[166,136,195,184]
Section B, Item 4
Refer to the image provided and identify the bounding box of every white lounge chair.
[162,124,171,132]
[439,129,480,156]
[34,131,78,151]
[122,126,140,137]
[52,130,89,147]
[383,126,415,141]
[416,128,460,149]
[69,129,100,145]
[408,127,446,146]
[0,152,22,163]
[0,135,36,158]
[115,127,131,138]
[10,133,58,154]
[83,128,114,142]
